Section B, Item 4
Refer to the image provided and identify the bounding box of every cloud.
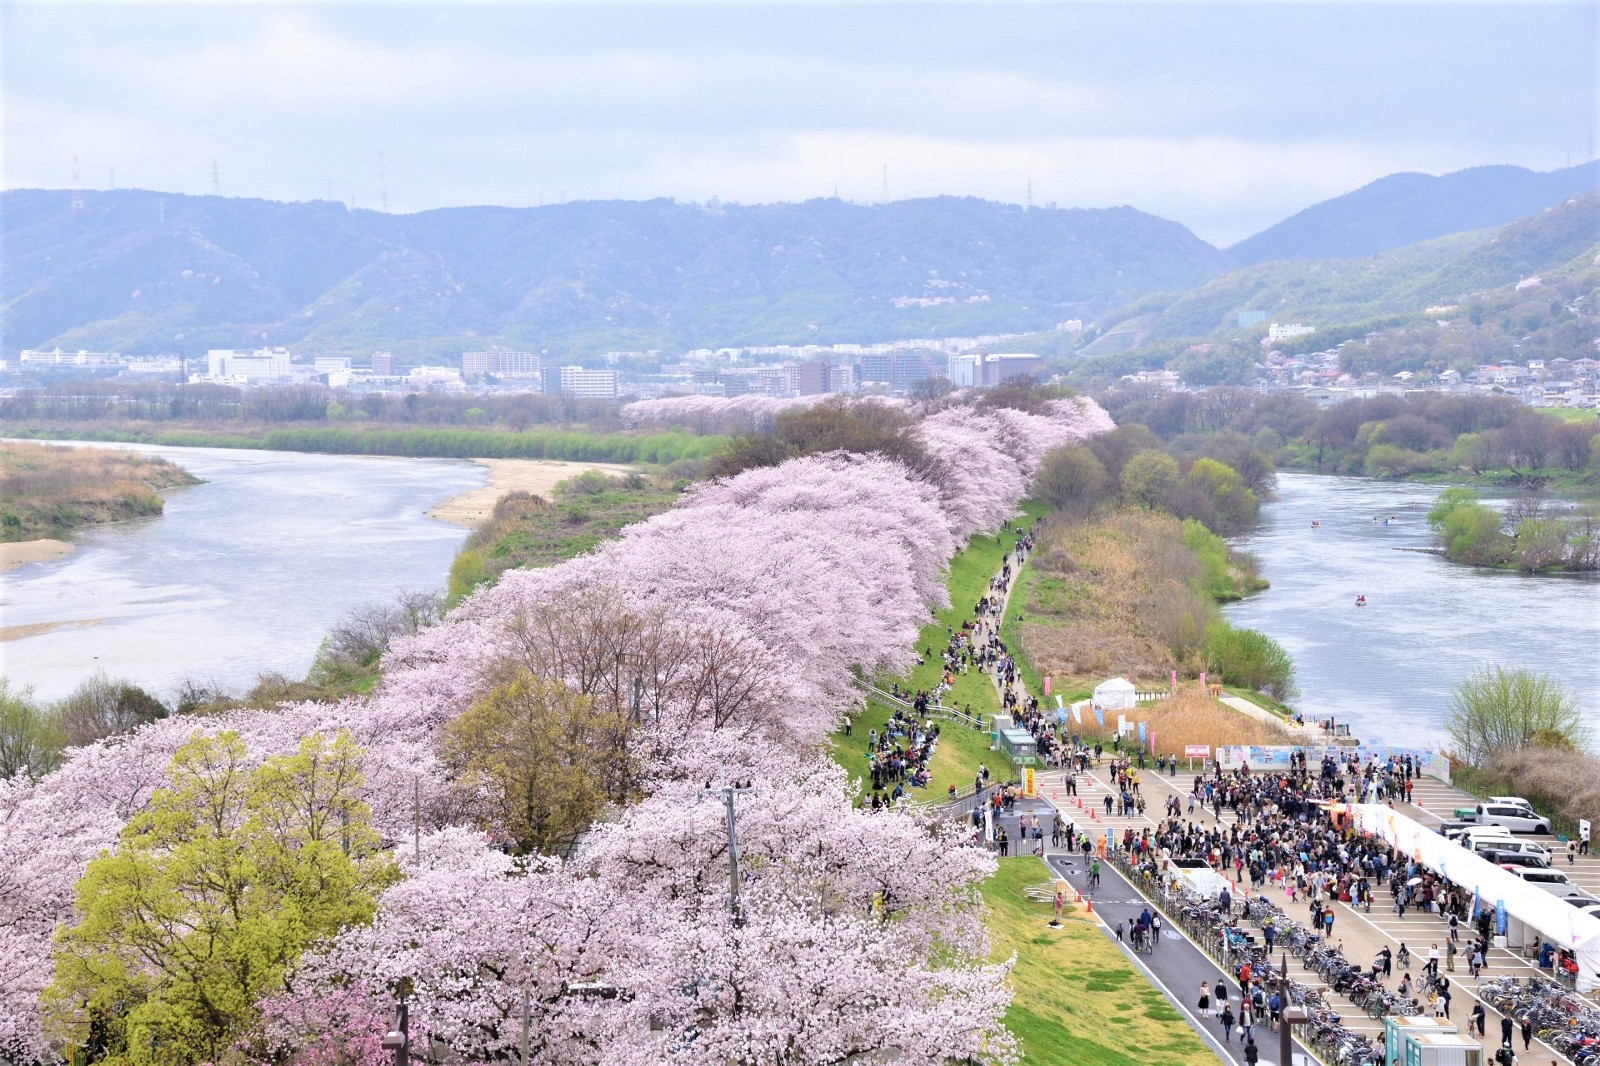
[3,2,1594,244]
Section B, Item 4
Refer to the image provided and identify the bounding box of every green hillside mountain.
[1080,193,1600,353]
[0,190,1232,360]
[1228,162,1598,265]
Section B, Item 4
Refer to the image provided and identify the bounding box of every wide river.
[1,444,483,702]
[1222,472,1600,750]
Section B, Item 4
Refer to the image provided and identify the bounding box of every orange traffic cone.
[1085,896,1093,914]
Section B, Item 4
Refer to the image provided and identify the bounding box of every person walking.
[1470,1002,1486,1038]
[1521,1016,1533,1051]
[1501,1015,1514,1049]
[1243,1037,1259,1065]
[1219,1003,1236,1044]
[1198,981,1211,1018]
[1446,938,1457,973]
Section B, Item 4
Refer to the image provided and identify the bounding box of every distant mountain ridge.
[0,191,1232,360]
[1228,162,1600,265]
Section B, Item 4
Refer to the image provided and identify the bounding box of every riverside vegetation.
[1426,486,1600,571]
[0,441,198,541]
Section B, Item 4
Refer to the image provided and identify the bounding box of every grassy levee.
[982,858,1220,1066]
[827,503,1046,804]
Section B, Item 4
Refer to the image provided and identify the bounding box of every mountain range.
[1228,162,1599,265]
[3,163,1594,362]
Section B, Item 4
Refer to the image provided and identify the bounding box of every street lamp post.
[381,994,410,1066]
[701,769,756,922]
[1279,953,1308,1066]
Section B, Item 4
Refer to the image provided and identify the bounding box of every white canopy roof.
[1352,804,1600,992]
[1093,676,1138,711]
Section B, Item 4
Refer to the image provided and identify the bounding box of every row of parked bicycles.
[1480,976,1600,1065]
[1113,850,1388,1066]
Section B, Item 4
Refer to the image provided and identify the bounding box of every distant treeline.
[7,425,728,465]
[0,381,624,430]
[1099,387,1600,486]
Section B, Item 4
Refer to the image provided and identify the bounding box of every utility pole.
[703,769,756,921]
[413,776,421,865]
[521,988,531,1063]
[381,995,410,1066]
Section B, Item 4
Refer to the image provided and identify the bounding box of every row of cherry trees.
[0,394,1113,1064]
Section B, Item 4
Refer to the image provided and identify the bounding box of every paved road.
[1044,817,1316,1066]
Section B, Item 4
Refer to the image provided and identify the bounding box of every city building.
[205,347,292,384]
[554,366,620,399]
[19,348,121,367]
[797,358,831,396]
[947,354,980,388]
[462,350,541,380]
[370,351,396,376]
[1267,323,1315,342]
[976,353,1043,386]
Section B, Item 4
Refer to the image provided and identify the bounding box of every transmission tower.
[71,155,84,215]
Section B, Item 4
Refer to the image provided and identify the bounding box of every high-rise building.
[371,351,396,376]
[857,353,893,384]
[205,347,292,383]
[797,358,831,396]
[463,350,541,379]
[947,354,980,388]
[890,351,942,393]
[556,367,620,399]
[977,353,1043,387]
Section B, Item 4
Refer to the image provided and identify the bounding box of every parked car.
[1512,868,1578,896]
[1453,826,1518,848]
[1475,803,1552,834]
[1471,838,1551,861]
[1487,796,1538,815]
[1564,897,1600,914]
[1481,848,1552,870]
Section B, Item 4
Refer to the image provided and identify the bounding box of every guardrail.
[855,679,986,731]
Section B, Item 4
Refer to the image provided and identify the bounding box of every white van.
[1475,803,1552,835]
[1488,796,1538,815]
[1471,838,1551,861]
[1513,868,1577,896]
[1455,826,1518,848]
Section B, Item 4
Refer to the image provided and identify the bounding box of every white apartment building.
[206,347,292,383]
[1267,323,1316,342]
[558,367,620,399]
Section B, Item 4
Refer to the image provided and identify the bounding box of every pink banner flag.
[1149,731,1157,752]
[1200,671,1207,689]
[1170,670,1178,690]
[1043,675,1051,697]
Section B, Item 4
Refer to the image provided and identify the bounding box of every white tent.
[1093,677,1138,711]
[1352,804,1600,992]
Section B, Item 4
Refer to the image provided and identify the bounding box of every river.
[0,444,483,703]
[1222,472,1600,750]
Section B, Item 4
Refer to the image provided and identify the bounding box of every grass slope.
[982,858,1219,1066]
[826,503,1047,803]
[0,441,198,541]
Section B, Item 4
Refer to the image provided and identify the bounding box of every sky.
[3,2,1596,246]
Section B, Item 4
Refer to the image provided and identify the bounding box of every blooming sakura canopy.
[1093,676,1138,711]
[0,394,1114,1063]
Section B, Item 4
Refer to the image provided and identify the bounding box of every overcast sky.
[3,2,1595,246]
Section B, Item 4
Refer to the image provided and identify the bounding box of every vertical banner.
[1094,706,1104,729]
[1137,721,1147,747]
[1024,766,1037,799]
[1117,714,1127,737]
[1469,888,1479,921]
[984,805,994,844]
[1149,730,1157,753]
[1495,899,1507,936]
[1043,675,1052,697]
[1170,669,1178,690]
[1582,818,1592,847]
[1200,671,1207,690]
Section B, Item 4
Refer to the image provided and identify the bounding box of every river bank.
[427,458,638,528]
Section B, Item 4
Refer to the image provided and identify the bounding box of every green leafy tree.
[1032,445,1108,518]
[1445,666,1589,766]
[442,672,630,856]
[1185,457,1258,531]
[42,730,401,1064]
[0,679,64,781]
[1427,488,1512,565]
[1119,449,1180,510]
[1202,622,1298,702]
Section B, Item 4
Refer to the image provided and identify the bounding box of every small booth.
[1384,1016,1458,1066]
[999,727,1037,766]
[1092,676,1137,712]
[1396,1032,1482,1066]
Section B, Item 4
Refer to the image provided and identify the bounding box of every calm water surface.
[1,444,483,702]
[1222,472,1600,750]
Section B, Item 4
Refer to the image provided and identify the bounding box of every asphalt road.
[1045,834,1317,1066]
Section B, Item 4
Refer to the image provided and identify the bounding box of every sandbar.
[428,458,637,529]
[0,539,74,573]
[0,617,106,642]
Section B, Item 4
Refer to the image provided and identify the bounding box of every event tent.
[1092,676,1138,711]
[1352,804,1600,992]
